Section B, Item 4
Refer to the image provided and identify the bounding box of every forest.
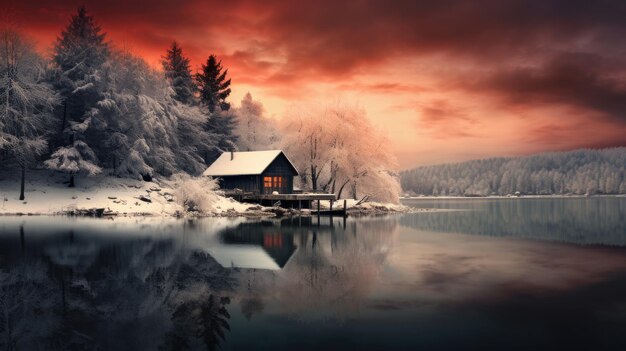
[401,147,626,196]
[0,7,400,203]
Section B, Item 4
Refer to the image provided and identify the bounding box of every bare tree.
[0,28,58,199]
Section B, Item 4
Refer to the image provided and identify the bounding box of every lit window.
[273,176,282,188]
[263,176,272,188]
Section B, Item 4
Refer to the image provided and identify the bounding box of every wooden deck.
[243,193,337,201]
[224,191,346,216]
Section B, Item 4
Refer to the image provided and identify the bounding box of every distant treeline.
[400,148,626,196]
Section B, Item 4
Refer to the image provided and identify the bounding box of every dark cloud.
[476,52,626,124]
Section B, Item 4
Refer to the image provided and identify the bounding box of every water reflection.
[0,216,397,350]
[1,206,625,350]
[401,197,626,246]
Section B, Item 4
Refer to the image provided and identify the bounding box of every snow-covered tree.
[400,147,626,196]
[46,6,109,181]
[162,41,196,104]
[0,29,58,199]
[233,92,279,151]
[281,103,400,202]
[203,109,238,163]
[88,50,214,177]
[44,140,101,187]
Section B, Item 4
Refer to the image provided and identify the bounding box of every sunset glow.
[7,0,626,168]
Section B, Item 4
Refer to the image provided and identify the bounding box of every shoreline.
[401,194,626,200]
[0,170,415,218]
[0,203,424,218]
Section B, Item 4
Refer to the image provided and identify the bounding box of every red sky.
[5,0,626,169]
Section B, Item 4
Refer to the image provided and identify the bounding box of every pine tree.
[195,55,236,163]
[162,41,196,104]
[51,6,108,123]
[47,6,109,184]
[196,55,231,113]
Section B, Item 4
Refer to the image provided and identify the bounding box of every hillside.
[401,148,626,196]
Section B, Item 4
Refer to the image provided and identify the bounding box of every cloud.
[416,100,480,139]
[475,52,626,124]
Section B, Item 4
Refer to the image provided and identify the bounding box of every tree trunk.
[310,165,317,192]
[60,101,67,140]
[337,179,351,199]
[69,174,75,188]
[19,166,25,200]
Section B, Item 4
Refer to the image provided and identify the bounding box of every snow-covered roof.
[202,150,299,176]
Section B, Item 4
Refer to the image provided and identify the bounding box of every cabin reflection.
[213,216,353,271]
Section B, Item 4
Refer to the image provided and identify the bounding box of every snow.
[0,168,408,217]
[317,198,409,212]
[202,150,298,176]
[0,169,254,216]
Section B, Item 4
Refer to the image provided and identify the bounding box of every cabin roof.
[202,150,299,177]
[207,245,282,270]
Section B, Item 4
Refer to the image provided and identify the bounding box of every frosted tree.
[400,147,626,196]
[48,6,108,163]
[88,49,215,177]
[0,29,58,199]
[281,106,327,192]
[172,102,218,174]
[203,109,238,163]
[162,41,196,104]
[281,103,401,202]
[44,140,101,187]
[233,92,279,151]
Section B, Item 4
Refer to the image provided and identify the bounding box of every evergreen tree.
[195,55,236,163]
[51,6,109,137]
[161,41,196,104]
[204,111,238,163]
[47,6,109,184]
[196,55,231,113]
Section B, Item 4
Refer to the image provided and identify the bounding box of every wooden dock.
[224,191,347,216]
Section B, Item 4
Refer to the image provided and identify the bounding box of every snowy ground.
[317,199,411,213]
[0,169,253,216]
[0,169,410,217]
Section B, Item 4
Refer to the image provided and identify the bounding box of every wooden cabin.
[203,150,299,194]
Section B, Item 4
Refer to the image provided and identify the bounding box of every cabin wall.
[261,154,296,194]
[219,175,260,193]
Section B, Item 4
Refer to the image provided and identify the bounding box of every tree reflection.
[276,217,398,319]
[0,222,236,350]
[161,295,231,351]
[0,216,401,348]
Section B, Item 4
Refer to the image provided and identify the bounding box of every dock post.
[317,200,321,226]
[330,200,333,212]
[343,199,347,217]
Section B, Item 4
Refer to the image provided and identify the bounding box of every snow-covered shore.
[0,169,410,217]
[0,169,254,217]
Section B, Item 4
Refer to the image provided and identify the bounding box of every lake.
[1,197,625,350]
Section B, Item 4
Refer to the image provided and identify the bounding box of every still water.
[1,197,625,350]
